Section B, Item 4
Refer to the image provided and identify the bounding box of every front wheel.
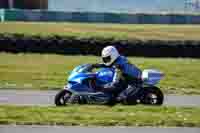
[54,89,72,106]
[141,86,164,105]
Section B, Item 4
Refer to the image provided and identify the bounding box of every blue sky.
[48,0,193,13]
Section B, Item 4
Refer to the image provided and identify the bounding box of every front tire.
[55,89,71,106]
[141,86,164,105]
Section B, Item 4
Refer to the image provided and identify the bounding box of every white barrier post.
[0,9,5,22]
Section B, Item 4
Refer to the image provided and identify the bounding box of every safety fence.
[0,9,200,24]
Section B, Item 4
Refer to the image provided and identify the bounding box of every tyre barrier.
[0,33,200,58]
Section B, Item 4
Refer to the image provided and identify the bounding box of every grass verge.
[0,22,200,40]
[0,105,199,127]
[0,53,200,94]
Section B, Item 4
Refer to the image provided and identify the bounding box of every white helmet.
[101,46,120,66]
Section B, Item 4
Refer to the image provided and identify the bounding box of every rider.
[92,46,143,104]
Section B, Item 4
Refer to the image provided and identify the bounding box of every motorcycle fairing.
[68,72,95,84]
[96,68,115,85]
[66,82,94,93]
[142,69,164,85]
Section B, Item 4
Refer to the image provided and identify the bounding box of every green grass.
[0,105,199,127]
[0,22,200,40]
[0,53,200,94]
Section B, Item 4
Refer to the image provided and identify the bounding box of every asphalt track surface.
[0,125,199,133]
[0,90,200,133]
[0,90,200,106]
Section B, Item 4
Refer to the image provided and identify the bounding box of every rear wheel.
[54,89,72,106]
[141,86,164,105]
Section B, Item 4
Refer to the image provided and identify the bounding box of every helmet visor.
[102,56,111,64]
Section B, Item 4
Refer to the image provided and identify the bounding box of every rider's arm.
[101,65,123,93]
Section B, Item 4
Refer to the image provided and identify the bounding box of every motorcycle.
[55,64,164,106]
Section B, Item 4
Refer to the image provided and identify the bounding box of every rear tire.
[55,89,71,106]
[141,86,164,105]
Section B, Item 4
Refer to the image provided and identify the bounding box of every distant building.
[1,0,200,23]
[185,0,200,12]
[0,0,48,9]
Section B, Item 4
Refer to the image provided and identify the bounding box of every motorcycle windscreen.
[142,69,164,85]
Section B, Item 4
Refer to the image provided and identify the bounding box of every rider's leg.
[117,81,143,105]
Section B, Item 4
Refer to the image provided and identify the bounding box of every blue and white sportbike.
[55,64,164,106]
